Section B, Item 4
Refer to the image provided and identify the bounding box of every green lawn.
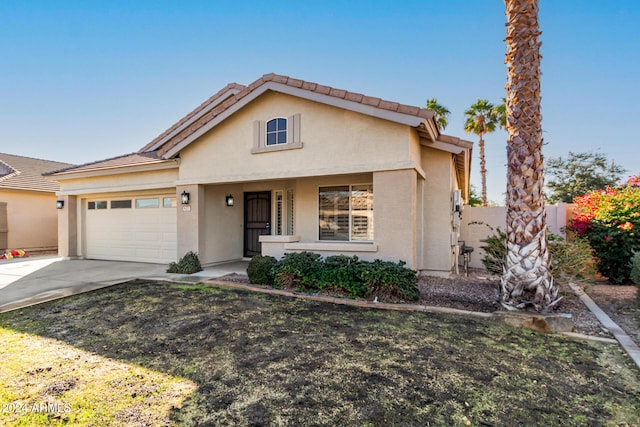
[1,280,639,426]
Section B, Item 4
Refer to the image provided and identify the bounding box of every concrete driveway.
[0,257,250,313]
[0,257,170,312]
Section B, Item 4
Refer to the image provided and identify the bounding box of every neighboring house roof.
[0,153,74,192]
[44,151,176,177]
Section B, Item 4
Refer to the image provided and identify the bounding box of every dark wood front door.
[244,191,271,257]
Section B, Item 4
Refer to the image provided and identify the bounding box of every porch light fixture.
[225,194,234,207]
[56,200,64,209]
[181,191,190,205]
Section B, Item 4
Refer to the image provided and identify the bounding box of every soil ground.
[415,270,640,343]
[1,278,639,426]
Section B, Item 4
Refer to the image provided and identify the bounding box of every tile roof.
[139,83,246,153]
[0,153,74,192]
[144,73,437,157]
[44,151,169,176]
[47,74,471,180]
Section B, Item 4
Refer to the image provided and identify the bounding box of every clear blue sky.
[1,0,638,204]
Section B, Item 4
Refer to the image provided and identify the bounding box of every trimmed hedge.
[246,255,277,286]
[247,252,418,302]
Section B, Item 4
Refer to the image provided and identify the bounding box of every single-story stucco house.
[0,153,74,252]
[46,74,473,276]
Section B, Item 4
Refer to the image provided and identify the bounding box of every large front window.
[319,185,373,241]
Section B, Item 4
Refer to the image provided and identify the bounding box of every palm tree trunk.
[501,0,560,312]
[478,133,488,206]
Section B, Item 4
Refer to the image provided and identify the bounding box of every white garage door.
[85,196,177,264]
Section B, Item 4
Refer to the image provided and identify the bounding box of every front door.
[244,191,271,257]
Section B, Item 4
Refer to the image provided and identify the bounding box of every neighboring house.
[0,153,74,252]
[47,74,473,276]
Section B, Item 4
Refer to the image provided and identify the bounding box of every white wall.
[459,203,571,269]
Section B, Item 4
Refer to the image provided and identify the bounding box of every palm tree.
[494,98,507,129]
[426,98,451,131]
[464,99,498,206]
[501,0,559,312]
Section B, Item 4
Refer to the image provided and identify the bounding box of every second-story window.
[266,118,287,145]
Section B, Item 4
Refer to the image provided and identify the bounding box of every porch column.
[57,195,78,258]
[373,169,418,269]
[177,185,206,260]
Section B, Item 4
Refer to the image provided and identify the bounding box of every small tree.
[569,176,640,284]
[546,151,626,203]
[467,185,483,207]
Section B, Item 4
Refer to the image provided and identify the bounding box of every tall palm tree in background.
[426,98,451,131]
[464,99,498,206]
[501,0,559,311]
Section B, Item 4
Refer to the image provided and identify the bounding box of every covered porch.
[176,168,421,269]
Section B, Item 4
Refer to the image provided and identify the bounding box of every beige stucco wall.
[177,91,417,185]
[0,190,59,251]
[373,169,417,267]
[420,147,456,274]
[56,168,178,195]
[202,184,244,264]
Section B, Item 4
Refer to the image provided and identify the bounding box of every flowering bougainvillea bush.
[0,249,27,260]
[569,176,640,284]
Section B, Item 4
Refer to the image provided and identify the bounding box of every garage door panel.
[85,195,177,264]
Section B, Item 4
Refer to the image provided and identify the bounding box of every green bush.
[631,251,640,287]
[272,252,323,290]
[319,255,369,298]
[167,251,203,274]
[478,226,595,280]
[360,259,419,302]
[258,252,419,302]
[479,227,507,275]
[247,255,277,286]
[547,234,596,279]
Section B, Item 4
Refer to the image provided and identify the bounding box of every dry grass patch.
[0,280,639,426]
[0,328,196,426]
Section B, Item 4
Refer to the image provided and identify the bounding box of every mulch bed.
[218,270,639,342]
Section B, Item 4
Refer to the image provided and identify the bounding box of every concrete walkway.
[569,282,640,371]
[0,257,248,313]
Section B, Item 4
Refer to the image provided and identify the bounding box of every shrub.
[569,176,640,284]
[478,225,595,280]
[547,234,596,279]
[360,259,419,302]
[272,252,323,290]
[247,255,277,286]
[167,251,203,274]
[631,251,640,287]
[319,255,369,298]
[479,226,507,275]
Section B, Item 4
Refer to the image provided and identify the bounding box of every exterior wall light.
[181,191,190,205]
[225,194,234,206]
[56,200,64,209]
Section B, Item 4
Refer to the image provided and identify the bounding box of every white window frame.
[266,117,288,146]
[273,188,295,236]
[318,184,373,242]
[252,113,303,153]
